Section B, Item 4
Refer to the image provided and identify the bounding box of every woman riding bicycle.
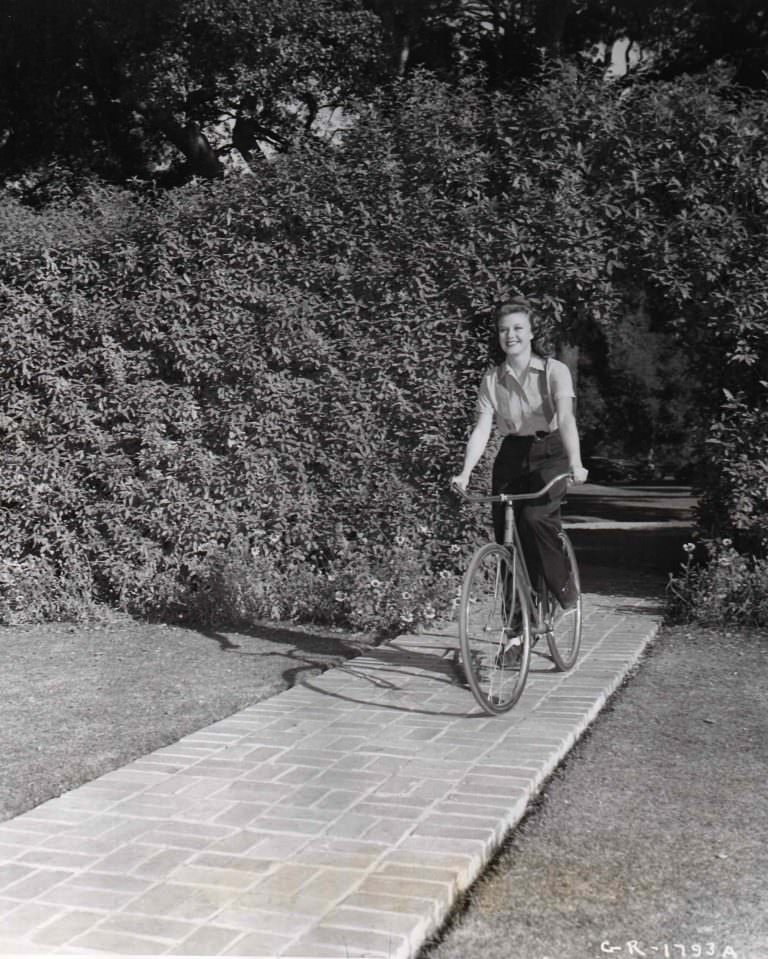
[452,297,589,610]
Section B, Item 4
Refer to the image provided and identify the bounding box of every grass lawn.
[0,617,371,822]
[421,623,768,959]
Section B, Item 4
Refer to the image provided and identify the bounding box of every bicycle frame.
[453,471,573,633]
[453,471,581,711]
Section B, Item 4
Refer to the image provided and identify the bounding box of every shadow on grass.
[194,621,372,655]
[186,621,380,693]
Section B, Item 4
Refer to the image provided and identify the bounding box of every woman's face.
[498,311,533,361]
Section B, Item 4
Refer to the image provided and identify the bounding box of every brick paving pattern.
[0,587,662,956]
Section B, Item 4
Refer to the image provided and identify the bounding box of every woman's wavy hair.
[490,296,554,364]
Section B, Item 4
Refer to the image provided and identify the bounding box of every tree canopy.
[2,0,766,185]
[0,0,386,182]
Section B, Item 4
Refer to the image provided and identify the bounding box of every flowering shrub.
[667,539,768,626]
[316,528,463,634]
[169,528,466,634]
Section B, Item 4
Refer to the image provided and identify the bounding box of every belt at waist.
[504,430,554,441]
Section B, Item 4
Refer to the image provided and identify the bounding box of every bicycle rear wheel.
[543,531,582,671]
[459,543,531,714]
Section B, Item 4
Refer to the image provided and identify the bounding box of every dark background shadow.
[564,483,696,581]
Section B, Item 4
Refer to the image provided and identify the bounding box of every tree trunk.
[161,119,223,178]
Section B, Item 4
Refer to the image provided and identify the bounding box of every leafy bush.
[0,556,103,626]
[667,538,768,627]
[2,66,768,631]
[698,386,768,551]
[0,82,498,630]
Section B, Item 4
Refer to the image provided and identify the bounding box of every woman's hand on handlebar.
[451,472,470,493]
[570,465,589,485]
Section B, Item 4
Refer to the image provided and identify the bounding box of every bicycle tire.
[544,531,582,671]
[459,543,531,714]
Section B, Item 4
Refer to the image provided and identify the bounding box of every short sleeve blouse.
[477,356,575,436]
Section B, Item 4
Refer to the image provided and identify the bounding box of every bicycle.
[452,472,582,715]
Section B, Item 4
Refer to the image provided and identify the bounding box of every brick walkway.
[0,586,663,957]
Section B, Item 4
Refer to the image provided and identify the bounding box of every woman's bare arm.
[452,412,493,490]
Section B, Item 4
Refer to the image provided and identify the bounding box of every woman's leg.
[491,436,530,544]
[516,500,578,607]
[518,433,577,608]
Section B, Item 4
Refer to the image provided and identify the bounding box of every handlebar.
[451,472,574,505]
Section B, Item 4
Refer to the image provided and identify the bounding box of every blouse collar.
[500,354,546,381]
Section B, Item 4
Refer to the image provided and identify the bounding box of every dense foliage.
[700,387,768,552]
[0,0,387,182]
[3,1,766,186]
[2,59,767,628]
[667,537,768,626]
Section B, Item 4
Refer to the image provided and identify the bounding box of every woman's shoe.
[557,580,579,610]
[495,639,523,669]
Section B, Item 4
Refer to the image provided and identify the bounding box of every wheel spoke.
[459,544,531,713]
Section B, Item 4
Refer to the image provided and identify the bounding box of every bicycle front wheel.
[459,543,531,715]
[544,531,582,671]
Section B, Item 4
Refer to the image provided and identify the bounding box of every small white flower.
[721,538,733,548]
[682,543,695,554]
